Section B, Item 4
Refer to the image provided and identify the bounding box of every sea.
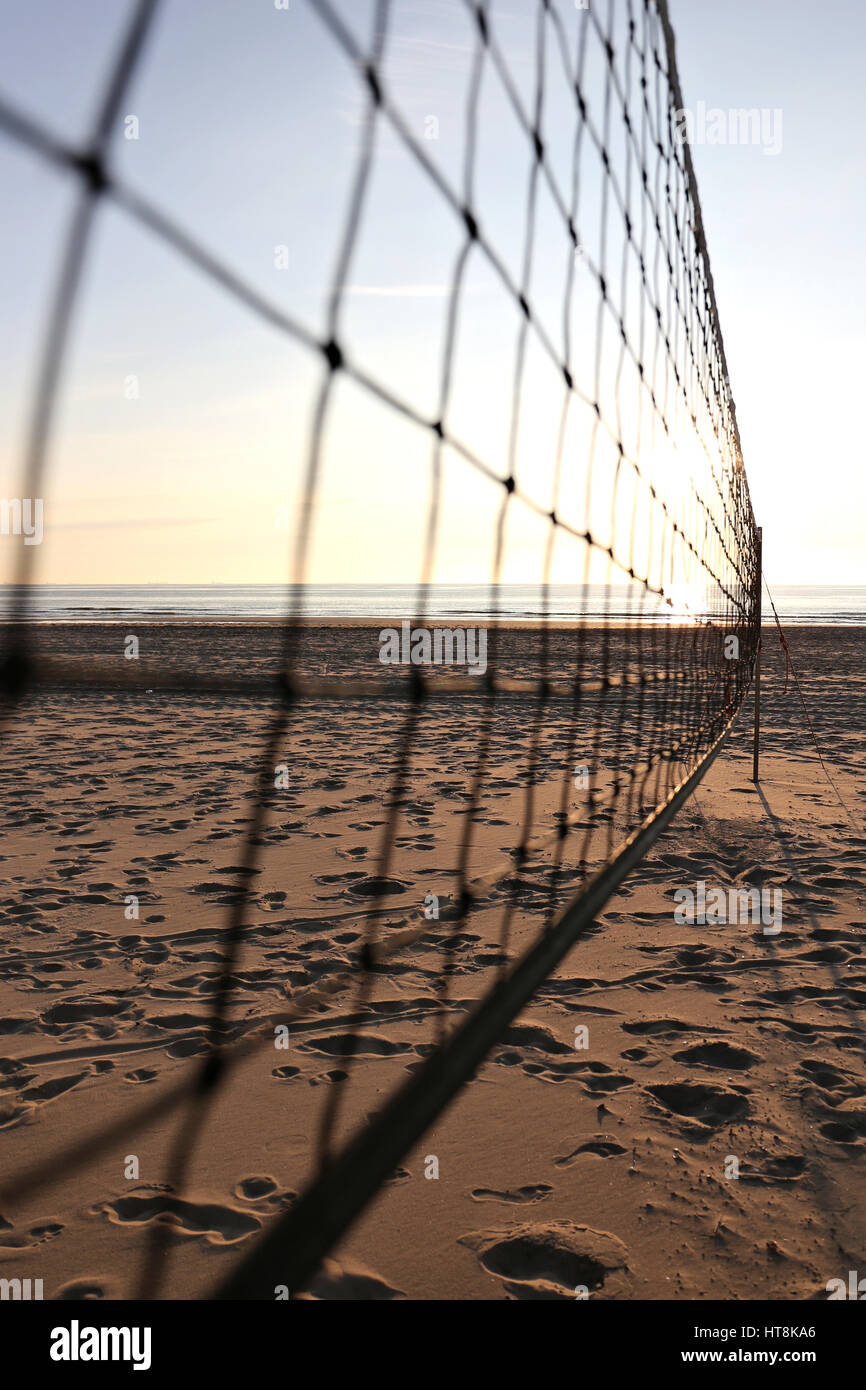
[1,585,864,625]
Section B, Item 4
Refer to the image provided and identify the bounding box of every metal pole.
[752,526,762,782]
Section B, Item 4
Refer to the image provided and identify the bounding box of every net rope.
[0,0,759,1298]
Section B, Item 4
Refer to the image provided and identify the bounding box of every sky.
[670,0,866,590]
[0,0,862,589]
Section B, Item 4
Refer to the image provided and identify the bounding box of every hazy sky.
[0,0,862,588]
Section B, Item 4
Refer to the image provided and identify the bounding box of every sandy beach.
[1,621,864,1300]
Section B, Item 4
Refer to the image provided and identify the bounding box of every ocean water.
[1,584,864,624]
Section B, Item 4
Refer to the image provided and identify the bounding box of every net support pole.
[752,526,763,782]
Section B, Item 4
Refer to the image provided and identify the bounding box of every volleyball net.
[0,0,759,1298]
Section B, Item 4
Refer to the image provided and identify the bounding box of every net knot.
[364,65,382,106]
[322,339,343,372]
[73,151,107,193]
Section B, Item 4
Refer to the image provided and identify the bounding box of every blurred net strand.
[138,0,399,1295]
[295,0,753,604]
[0,690,740,1218]
[0,0,759,1299]
[0,642,742,1215]
[264,0,752,1283]
[481,0,747,587]
[763,577,862,832]
[0,88,747,619]
[3,0,163,614]
[0,8,754,617]
[214,707,740,1300]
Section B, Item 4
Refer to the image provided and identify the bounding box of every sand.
[0,621,864,1300]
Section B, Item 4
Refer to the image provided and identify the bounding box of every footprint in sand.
[234,1175,278,1201]
[799,1058,864,1098]
[299,1257,405,1300]
[347,875,408,899]
[741,1155,807,1185]
[56,1280,110,1300]
[0,1216,64,1249]
[272,1065,300,1081]
[299,1034,413,1058]
[459,1221,629,1298]
[0,1097,35,1129]
[471,1185,552,1205]
[646,1081,750,1128]
[672,1041,758,1071]
[308,1068,350,1086]
[624,1018,714,1038]
[42,998,134,1028]
[555,1138,628,1166]
[92,1188,261,1245]
[571,1062,634,1094]
[500,1024,572,1056]
[20,1072,90,1106]
[0,1014,36,1035]
[233,1176,296,1210]
[819,1105,866,1146]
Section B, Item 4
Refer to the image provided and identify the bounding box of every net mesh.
[0,0,759,1299]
